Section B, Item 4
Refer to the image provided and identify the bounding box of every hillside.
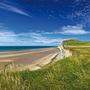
[63,39,90,46]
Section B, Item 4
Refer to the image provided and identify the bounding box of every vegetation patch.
[0,46,90,90]
[63,39,90,46]
[0,40,90,90]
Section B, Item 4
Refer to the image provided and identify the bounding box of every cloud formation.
[0,23,89,46]
[42,24,90,35]
[0,2,30,17]
[60,25,89,35]
[0,31,62,46]
[0,24,62,46]
[31,33,62,44]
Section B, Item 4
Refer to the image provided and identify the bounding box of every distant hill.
[63,39,90,46]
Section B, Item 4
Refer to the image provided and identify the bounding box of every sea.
[0,46,56,52]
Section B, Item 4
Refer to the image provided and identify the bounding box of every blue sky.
[0,0,90,46]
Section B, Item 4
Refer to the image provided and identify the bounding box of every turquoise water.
[0,46,55,52]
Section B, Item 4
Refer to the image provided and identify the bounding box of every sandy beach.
[0,47,59,63]
[0,46,72,71]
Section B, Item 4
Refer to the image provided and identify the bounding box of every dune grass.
[64,39,90,46]
[0,47,90,90]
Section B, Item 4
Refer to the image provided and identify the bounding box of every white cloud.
[30,33,62,44]
[61,25,89,35]
[42,24,90,35]
[1,23,88,46]
[0,24,62,46]
[0,32,62,46]
[0,2,30,17]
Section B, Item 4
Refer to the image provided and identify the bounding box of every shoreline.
[0,46,72,71]
[0,47,55,54]
[0,47,58,63]
[0,46,55,53]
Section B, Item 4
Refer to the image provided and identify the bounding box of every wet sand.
[0,48,59,63]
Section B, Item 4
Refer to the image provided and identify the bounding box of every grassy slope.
[0,41,90,90]
[64,39,90,46]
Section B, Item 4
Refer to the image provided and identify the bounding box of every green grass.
[0,47,90,90]
[63,39,90,46]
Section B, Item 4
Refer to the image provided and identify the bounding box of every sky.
[0,0,90,46]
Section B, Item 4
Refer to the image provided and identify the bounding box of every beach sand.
[0,47,72,71]
[0,48,59,63]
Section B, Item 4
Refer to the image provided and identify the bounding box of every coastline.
[0,47,58,63]
[0,46,72,71]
